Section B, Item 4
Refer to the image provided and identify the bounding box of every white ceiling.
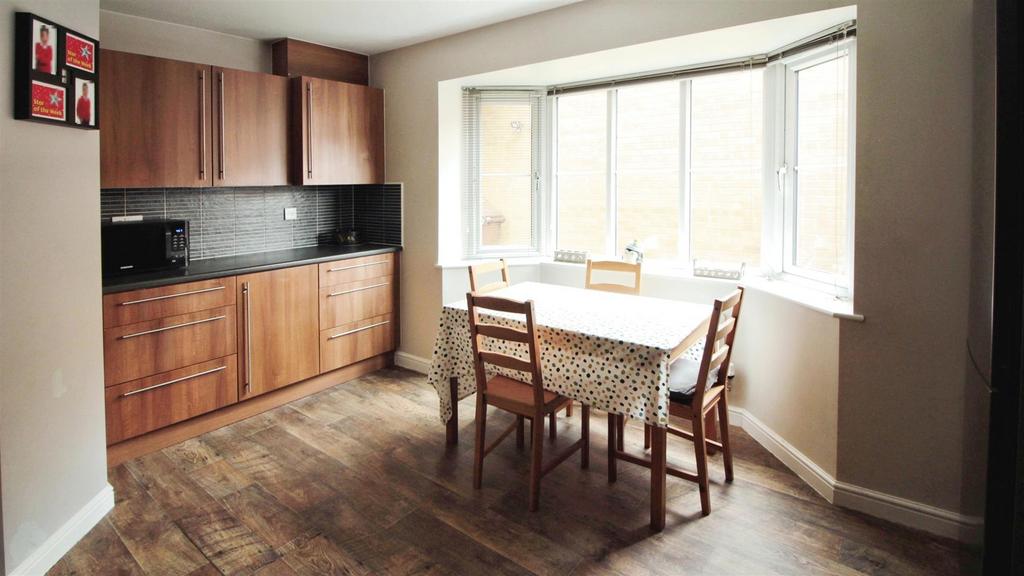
[98,0,581,55]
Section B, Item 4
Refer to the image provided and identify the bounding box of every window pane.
[689,70,764,266]
[616,81,680,261]
[556,91,607,255]
[794,54,850,276]
[479,99,534,249]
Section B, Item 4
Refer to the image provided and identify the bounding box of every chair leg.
[516,415,525,450]
[581,405,590,469]
[529,410,545,512]
[549,411,556,441]
[692,413,711,516]
[473,396,487,490]
[718,397,734,482]
[616,414,625,451]
[644,423,651,450]
[566,402,573,417]
[607,413,618,483]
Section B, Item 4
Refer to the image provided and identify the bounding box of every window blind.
[462,89,545,257]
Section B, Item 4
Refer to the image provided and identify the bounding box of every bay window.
[463,39,855,294]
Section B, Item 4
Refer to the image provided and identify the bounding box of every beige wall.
[100,9,271,72]
[372,0,980,517]
[835,0,974,514]
[0,0,108,572]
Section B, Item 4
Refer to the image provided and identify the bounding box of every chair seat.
[486,374,568,415]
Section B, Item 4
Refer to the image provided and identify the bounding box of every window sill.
[437,256,550,269]
[539,260,864,322]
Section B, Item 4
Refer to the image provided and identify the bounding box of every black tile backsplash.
[100,184,402,260]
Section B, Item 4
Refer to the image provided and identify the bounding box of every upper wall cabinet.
[212,67,290,187]
[292,76,384,186]
[100,50,213,189]
[100,51,291,188]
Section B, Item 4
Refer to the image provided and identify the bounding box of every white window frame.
[775,40,857,294]
[463,89,546,259]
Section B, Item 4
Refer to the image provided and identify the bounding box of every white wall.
[100,9,270,72]
[0,1,109,573]
[372,0,982,529]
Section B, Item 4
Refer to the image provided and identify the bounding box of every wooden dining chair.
[468,259,511,293]
[585,259,642,295]
[610,287,744,516]
[467,292,590,511]
[584,258,642,442]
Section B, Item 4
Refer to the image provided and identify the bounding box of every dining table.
[427,281,715,530]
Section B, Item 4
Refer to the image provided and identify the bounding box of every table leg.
[650,426,667,532]
[446,377,459,445]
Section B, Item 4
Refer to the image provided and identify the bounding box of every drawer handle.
[120,365,228,398]
[328,320,390,340]
[119,286,226,306]
[328,261,389,272]
[327,282,389,297]
[118,315,226,340]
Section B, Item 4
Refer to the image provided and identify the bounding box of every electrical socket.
[283,207,297,221]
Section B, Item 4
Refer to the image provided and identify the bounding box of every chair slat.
[479,350,534,374]
[471,294,530,315]
[585,259,641,296]
[714,318,736,341]
[720,289,743,312]
[707,345,730,372]
[476,323,530,343]
[469,259,511,293]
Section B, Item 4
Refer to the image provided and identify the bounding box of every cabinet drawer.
[320,313,394,373]
[106,356,238,445]
[319,253,394,287]
[103,278,236,328]
[104,306,237,386]
[319,276,394,330]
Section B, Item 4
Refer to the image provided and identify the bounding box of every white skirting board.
[396,349,983,544]
[728,406,983,544]
[395,350,432,375]
[9,483,115,576]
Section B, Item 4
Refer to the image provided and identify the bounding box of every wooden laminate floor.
[50,368,979,576]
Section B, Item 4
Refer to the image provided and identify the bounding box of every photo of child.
[32,19,54,75]
[75,78,94,126]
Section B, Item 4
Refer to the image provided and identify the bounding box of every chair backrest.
[585,259,642,295]
[469,259,511,294]
[466,293,546,409]
[692,287,745,406]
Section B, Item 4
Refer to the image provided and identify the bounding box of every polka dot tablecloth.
[427,282,712,427]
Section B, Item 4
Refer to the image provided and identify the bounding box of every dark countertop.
[103,244,401,294]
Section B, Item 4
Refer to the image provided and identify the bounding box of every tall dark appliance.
[984,0,1024,572]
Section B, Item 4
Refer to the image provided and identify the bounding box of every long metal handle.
[328,320,389,340]
[306,81,313,179]
[243,282,252,393]
[118,315,226,340]
[328,261,389,272]
[218,71,225,180]
[119,286,225,306]
[120,365,227,398]
[199,69,206,180]
[327,282,389,297]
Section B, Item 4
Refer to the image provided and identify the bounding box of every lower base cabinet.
[320,313,395,373]
[105,356,238,444]
[237,265,320,400]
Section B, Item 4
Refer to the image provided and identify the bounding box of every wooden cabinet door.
[238,265,319,399]
[100,50,212,188]
[294,76,384,185]
[212,67,290,187]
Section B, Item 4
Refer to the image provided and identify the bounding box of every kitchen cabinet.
[292,76,384,185]
[212,67,290,187]
[238,265,319,399]
[100,49,213,188]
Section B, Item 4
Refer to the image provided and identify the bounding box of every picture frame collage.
[14,12,100,130]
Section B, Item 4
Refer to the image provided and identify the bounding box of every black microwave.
[102,219,189,277]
